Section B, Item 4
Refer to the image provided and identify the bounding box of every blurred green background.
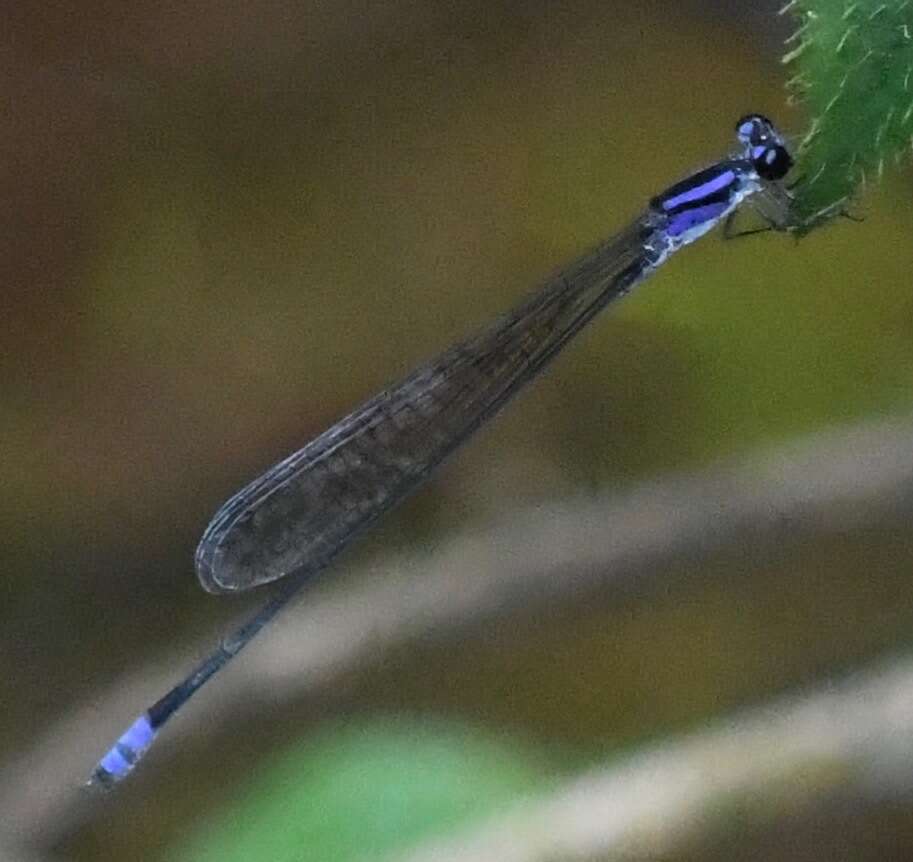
[5,1,913,860]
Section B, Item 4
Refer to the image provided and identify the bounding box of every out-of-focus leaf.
[167,718,547,862]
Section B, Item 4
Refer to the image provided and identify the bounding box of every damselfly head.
[735,113,793,182]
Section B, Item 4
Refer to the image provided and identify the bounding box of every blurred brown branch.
[6,412,913,854]
[396,651,913,862]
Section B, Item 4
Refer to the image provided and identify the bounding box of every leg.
[723,210,773,240]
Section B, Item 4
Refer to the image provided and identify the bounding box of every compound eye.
[754,144,793,181]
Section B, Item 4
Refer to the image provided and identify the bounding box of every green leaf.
[783,0,913,231]
[167,718,547,862]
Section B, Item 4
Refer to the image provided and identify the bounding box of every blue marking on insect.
[736,117,757,141]
[656,167,738,213]
[736,114,793,182]
[737,113,775,148]
[665,201,732,239]
[91,714,155,786]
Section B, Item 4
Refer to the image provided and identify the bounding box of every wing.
[195,218,653,593]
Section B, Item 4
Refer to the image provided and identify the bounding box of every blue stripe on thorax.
[651,162,743,215]
[664,200,731,238]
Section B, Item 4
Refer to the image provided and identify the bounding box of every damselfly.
[91,114,794,788]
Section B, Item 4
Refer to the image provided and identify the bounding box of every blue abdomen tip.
[89,714,156,788]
